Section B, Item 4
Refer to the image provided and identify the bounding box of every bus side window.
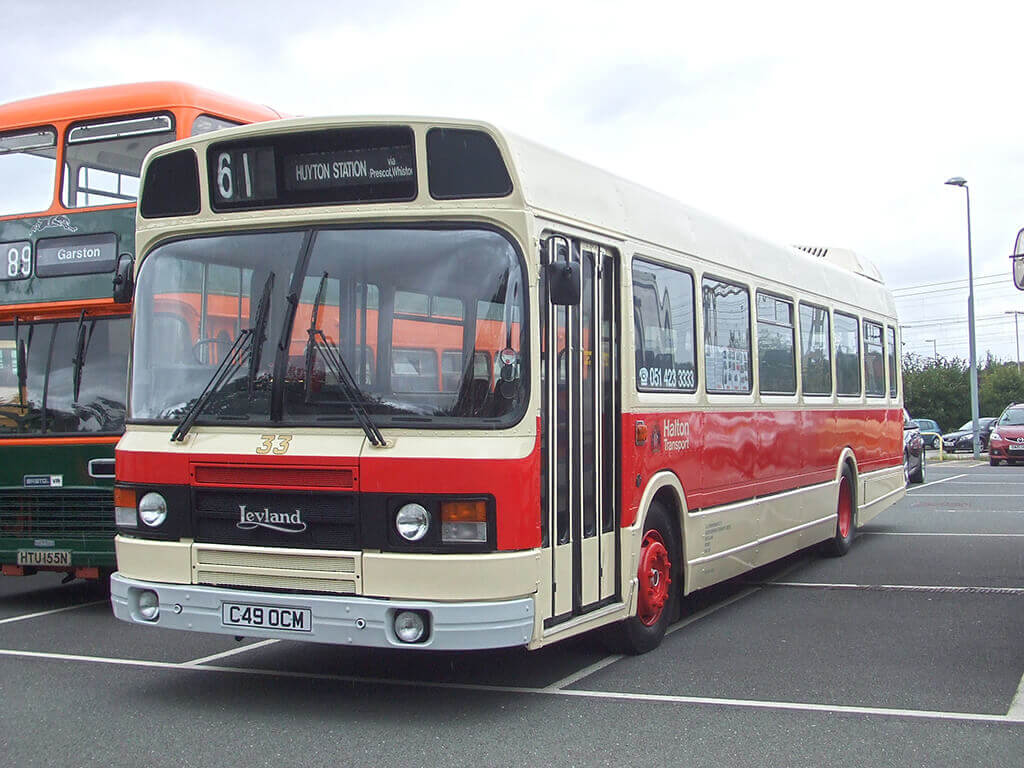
[834,311,861,396]
[632,258,696,392]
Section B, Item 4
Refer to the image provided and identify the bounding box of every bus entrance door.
[543,237,620,626]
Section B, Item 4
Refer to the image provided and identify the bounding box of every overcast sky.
[4,0,1022,363]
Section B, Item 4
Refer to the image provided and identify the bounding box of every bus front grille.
[0,489,112,539]
[192,488,359,550]
[193,543,360,595]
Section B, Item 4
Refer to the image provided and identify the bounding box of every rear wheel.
[821,466,855,557]
[909,450,925,484]
[604,501,679,655]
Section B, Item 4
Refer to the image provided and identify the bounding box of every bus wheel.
[821,467,855,557]
[604,501,678,655]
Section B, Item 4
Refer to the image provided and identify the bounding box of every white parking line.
[544,585,762,692]
[864,536,1024,540]
[910,494,1023,498]
[761,582,1024,595]
[926,481,1024,485]
[0,600,105,626]
[907,474,965,491]
[0,647,1016,725]
[182,639,279,666]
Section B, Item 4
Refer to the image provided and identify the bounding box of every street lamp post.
[945,177,981,460]
[1008,310,1023,375]
[925,338,938,360]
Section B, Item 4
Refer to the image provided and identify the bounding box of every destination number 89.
[5,243,31,280]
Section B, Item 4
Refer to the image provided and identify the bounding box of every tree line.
[902,354,1024,432]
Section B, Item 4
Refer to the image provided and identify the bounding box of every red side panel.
[622,407,903,527]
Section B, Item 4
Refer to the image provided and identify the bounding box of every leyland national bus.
[0,82,282,582]
[110,117,905,653]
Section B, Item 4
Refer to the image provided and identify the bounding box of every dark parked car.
[913,418,941,449]
[904,410,925,483]
[988,403,1024,466]
[941,417,997,453]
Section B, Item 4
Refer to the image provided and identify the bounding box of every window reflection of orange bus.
[0,82,281,581]
[153,288,513,394]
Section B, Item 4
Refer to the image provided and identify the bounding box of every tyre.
[821,465,855,557]
[909,450,925,484]
[604,501,679,655]
[990,457,999,466]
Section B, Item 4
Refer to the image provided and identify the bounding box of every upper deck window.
[62,113,176,208]
[191,114,241,137]
[426,128,512,200]
[0,127,57,217]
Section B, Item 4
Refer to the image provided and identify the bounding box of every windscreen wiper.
[303,272,329,404]
[302,272,385,446]
[71,310,87,404]
[13,317,25,408]
[246,273,275,402]
[170,272,275,442]
[169,329,253,442]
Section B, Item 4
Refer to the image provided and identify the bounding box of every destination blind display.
[208,126,417,211]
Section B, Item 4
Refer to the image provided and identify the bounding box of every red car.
[988,404,1024,466]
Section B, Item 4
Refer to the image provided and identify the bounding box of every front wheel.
[821,466,855,557]
[604,501,679,655]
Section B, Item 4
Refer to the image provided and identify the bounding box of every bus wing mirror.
[1012,227,1024,291]
[540,237,581,307]
[113,252,135,303]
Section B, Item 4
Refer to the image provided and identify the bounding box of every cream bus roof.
[140,115,896,317]
[501,126,893,313]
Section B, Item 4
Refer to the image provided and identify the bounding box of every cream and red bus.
[111,117,904,653]
[0,82,282,582]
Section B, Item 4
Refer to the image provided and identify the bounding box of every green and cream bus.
[0,82,281,581]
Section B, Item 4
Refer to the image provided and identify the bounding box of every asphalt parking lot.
[1,460,1021,767]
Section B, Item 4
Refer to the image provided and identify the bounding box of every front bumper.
[990,441,1024,459]
[111,573,535,651]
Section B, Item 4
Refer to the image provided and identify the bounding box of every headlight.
[395,503,430,541]
[137,590,160,621]
[393,610,427,643]
[138,492,168,527]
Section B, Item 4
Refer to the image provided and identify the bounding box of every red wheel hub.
[637,530,671,626]
[837,477,852,538]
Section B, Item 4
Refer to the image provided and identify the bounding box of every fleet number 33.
[256,434,293,455]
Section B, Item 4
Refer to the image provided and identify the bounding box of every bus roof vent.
[794,245,883,283]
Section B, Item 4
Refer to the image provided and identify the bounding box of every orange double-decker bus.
[0,82,281,581]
